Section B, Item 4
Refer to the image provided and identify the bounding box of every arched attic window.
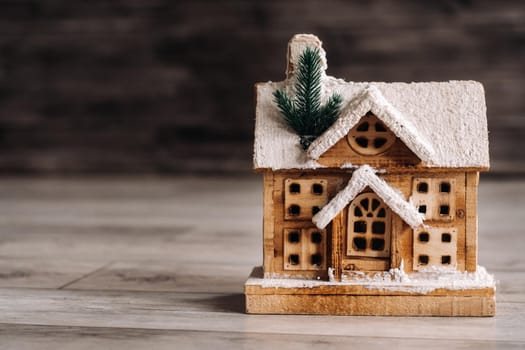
[347,112,396,156]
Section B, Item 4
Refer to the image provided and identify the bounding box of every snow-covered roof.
[253,35,489,171]
[312,165,424,229]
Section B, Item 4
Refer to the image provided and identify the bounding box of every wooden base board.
[245,271,495,317]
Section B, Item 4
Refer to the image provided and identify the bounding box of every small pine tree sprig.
[273,47,342,150]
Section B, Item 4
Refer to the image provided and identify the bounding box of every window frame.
[346,192,392,258]
[283,227,326,271]
[411,178,456,222]
[284,178,328,221]
[346,113,397,156]
[413,227,457,270]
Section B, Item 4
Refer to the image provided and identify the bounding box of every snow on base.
[264,272,323,281]
[246,264,496,294]
[341,264,495,294]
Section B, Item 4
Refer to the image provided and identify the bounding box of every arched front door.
[347,192,391,258]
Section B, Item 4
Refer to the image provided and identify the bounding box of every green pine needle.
[273,47,342,150]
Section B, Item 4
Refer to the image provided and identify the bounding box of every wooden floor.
[0,177,523,349]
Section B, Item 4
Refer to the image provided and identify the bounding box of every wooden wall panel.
[318,137,421,169]
[272,172,349,278]
[262,171,275,274]
[465,172,479,271]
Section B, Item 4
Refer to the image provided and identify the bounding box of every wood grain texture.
[0,288,517,339]
[263,171,276,274]
[318,137,421,169]
[331,211,344,280]
[246,293,495,316]
[3,325,525,350]
[0,177,523,348]
[283,178,328,221]
[465,172,479,271]
[0,1,523,174]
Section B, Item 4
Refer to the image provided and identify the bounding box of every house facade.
[253,34,489,283]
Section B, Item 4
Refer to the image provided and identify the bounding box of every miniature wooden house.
[245,34,496,316]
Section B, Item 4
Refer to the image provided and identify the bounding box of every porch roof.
[312,165,424,229]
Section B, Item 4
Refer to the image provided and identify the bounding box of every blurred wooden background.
[0,0,523,175]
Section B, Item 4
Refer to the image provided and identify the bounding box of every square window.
[289,183,300,193]
[311,232,322,243]
[353,237,367,250]
[440,182,451,193]
[413,227,457,271]
[288,231,300,243]
[418,232,429,242]
[312,184,323,195]
[284,228,326,271]
[311,254,322,266]
[418,255,429,265]
[354,221,367,233]
[289,254,300,265]
[439,205,450,216]
[372,221,385,234]
[284,179,328,221]
[371,238,385,251]
[412,178,456,222]
[288,205,300,216]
